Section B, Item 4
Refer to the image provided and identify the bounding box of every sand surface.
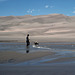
[43,57,75,63]
[0,14,75,42]
[0,51,54,64]
[0,50,75,75]
[0,63,75,75]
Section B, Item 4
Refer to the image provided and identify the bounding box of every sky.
[0,0,75,16]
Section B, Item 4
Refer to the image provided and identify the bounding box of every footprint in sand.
[8,59,15,63]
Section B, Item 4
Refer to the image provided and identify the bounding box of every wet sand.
[0,63,75,75]
[0,51,54,64]
[0,50,75,75]
[43,57,75,63]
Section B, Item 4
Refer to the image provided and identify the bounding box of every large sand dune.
[0,14,75,42]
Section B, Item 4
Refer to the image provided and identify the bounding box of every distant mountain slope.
[0,14,75,41]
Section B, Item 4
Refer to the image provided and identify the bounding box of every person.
[26,34,30,53]
[26,34,30,46]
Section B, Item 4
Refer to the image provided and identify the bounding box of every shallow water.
[0,42,75,52]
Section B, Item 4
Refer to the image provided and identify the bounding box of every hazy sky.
[0,0,75,16]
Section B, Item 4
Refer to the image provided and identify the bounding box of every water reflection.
[26,46,29,53]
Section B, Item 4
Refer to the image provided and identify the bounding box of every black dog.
[34,41,39,46]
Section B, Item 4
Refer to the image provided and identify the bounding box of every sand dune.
[0,14,75,42]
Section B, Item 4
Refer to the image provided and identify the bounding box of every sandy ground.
[0,50,75,75]
[0,63,75,75]
[0,51,54,64]
[43,57,75,63]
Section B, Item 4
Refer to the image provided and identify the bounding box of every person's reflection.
[26,46,29,53]
[26,34,30,53]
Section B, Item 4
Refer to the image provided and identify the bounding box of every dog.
[34,41,39,46]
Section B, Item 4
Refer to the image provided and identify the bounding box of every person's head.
[27,34,29,36]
